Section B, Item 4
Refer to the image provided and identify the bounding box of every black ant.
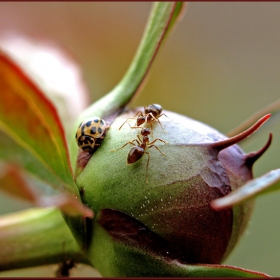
[119,104,168,134]
[112,128,167,183]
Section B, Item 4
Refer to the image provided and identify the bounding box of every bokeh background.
[0,2,280,277]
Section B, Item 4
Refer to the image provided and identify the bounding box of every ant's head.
[140,128,151,136]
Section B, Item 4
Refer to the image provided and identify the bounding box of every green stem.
[0,208,89,272]
[70,2,185,167]
[78,3,182,122]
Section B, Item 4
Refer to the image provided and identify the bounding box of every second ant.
[119,104,168,134]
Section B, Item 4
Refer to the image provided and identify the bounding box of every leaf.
[0,162,93,218]
[0,50,76,193]
[70,2,186,168]
[0,130,73,194]
[182,264,270,278]
[0,162,37,202]
[211,169,280,210]
[41,194,93,218]
[0,208,89,271]
[90,208,269,277]
[0,35,90,136]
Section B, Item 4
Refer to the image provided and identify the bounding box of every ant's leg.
[127,123,143,130]
[149,138,168,145]
[158,113,170,120]
[156,118,166,133]
[148,144,166,156]
[144,151,150,184]
[150,122,154,138]
[111,140,136,152]
[136,134,143,144]
[119,117,136,130]
[119,112,143,130]
[145,113,157,123]
[146,113,166,134]
[158,113,171,132]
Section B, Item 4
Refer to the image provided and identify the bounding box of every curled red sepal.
[244,133,272,168]
[210,114,271,151]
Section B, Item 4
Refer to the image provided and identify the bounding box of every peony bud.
[75,108,271,273]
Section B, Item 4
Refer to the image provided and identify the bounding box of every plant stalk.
[0,207,89,272]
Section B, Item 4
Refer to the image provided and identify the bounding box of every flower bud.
[76,108,271,266]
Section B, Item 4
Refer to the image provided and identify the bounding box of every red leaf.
[0,163,37,203]
[0,35,90,135]
[0,162,93,218]
[0,50,75,193]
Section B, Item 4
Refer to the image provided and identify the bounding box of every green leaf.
[181,264,269,278]
[0,50,76,194]
[0,131,74,195]
[89,209,269,277]
[70,2,186,168]
[0,208,89,272]
[211,169,280,210]
[0,162,93,218]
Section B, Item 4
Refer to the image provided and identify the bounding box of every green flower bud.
[75,108,271,274]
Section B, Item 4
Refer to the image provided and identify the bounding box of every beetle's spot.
[91,127,96,134]
[86,121,92,127]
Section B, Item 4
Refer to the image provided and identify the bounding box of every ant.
[111,128,168,183]
[119,104,168,134]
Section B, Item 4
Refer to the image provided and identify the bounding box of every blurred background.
[0,2,279,277]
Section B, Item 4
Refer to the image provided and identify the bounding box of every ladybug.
[119,104,168,133]
[76,117,107,153]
